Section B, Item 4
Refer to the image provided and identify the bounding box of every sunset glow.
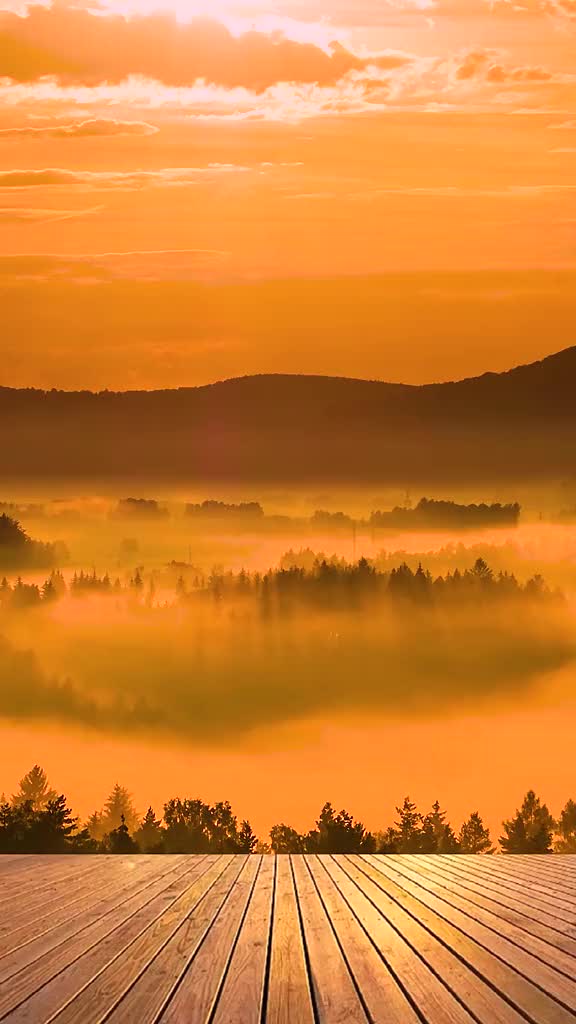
[1,0,574,388]
[1,0,576,894]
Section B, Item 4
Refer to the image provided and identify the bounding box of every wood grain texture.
[0,854,574,1024]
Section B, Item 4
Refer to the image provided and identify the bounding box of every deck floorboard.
[0,854,574,1023]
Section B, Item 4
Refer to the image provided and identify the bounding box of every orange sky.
[1,0,575,388]
[2,687,576,841]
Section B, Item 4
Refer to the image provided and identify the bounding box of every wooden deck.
[0,855,575,1023]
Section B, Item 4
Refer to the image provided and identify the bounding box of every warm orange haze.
[1,0,576,861]
[1,0,576,387]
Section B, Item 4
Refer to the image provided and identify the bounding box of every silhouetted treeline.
[1,767,575,856]
[0,555,558,615]
[271,793,573,855]
[371,497,521,530]
[195,556,556,613]
[185,500,265,520]
[0,514,65,571]
[111,498,169,520]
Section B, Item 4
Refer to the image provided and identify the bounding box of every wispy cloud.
[0,118,159,137]
[0,164,256,191]
[0,249,231,282]
[0,205,103,222]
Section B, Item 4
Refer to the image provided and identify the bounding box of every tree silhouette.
[305,802,375,854]
[237,820,258,854]
[387,797,424,853]
[162,797,257,854]
[0,514,62,569]
[11,765,57,812]
[421,800,459,854]
[85,811,106,842]
[0,794,95,853]
[32,796,95,853]
[2,772,575,855]
[500,790,555,854]
[554,799,576,853]
[105,814,139,854]
[471,557,493,582]
[458,812,493,854]
[100,783,139,835]
[134,807,164,853]
[270,823,305,854]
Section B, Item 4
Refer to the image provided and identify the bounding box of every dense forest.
[0,514,65,571]
[0,549,557,614]
[370,498,521,530]
[1,766,574,856]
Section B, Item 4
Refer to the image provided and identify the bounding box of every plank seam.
[0,857,213,1023]
[290,855,321,1024]
[373,858,576,983]
[349,856,563,1024]
[303,856,373,1024]
[259,853,277,1024]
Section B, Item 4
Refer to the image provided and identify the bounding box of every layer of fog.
[1,484,575,745]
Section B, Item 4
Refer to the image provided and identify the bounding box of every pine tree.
[555,799,576,853]
[134,807,164,853]
[305,802,375,854]
[106,814,139,854]
[421,800,459,854]
[85,810,106,842]
[237,820,258,854]
[500,790,555,854]
[458,812,493,854]
[11,765,57,812]
[41,579,57,602]
[101,783,139,834]
[390,797,424,853]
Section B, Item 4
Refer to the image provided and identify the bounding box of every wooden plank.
[152,857,261,1024]
[324,856,481,1024]
[432,857,576,926]
[410,856,576,944]
[43,857,239,1024]
[0,860,141,938]
[0,857,145,920]
[361,855,576,1023]
[0,858,188,978]
[373,857,576,980]
[111,857,250,1022]
[305,855,421,1024]
[291,855,368,1024]
[0,857,214,1023]
[265,855,316,1024]
[0,856,85,882]
[210,856,275,1024]
[480,859,576,903]
[0,859,107,911]
[1,856,576,1024]
[0,858,164,958]
[513,856,576,883]
[0,855,107,888]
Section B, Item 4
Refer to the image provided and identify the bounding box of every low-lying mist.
[1,484,575,753]
[1,574,574,744]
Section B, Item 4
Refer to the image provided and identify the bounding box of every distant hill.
[1,347,575,483]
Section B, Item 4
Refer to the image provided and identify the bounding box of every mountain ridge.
[1,346,574,482]
[1,344,574,399]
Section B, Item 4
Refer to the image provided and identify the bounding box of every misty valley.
[1,486,576,841]
[2,3,576,1011]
